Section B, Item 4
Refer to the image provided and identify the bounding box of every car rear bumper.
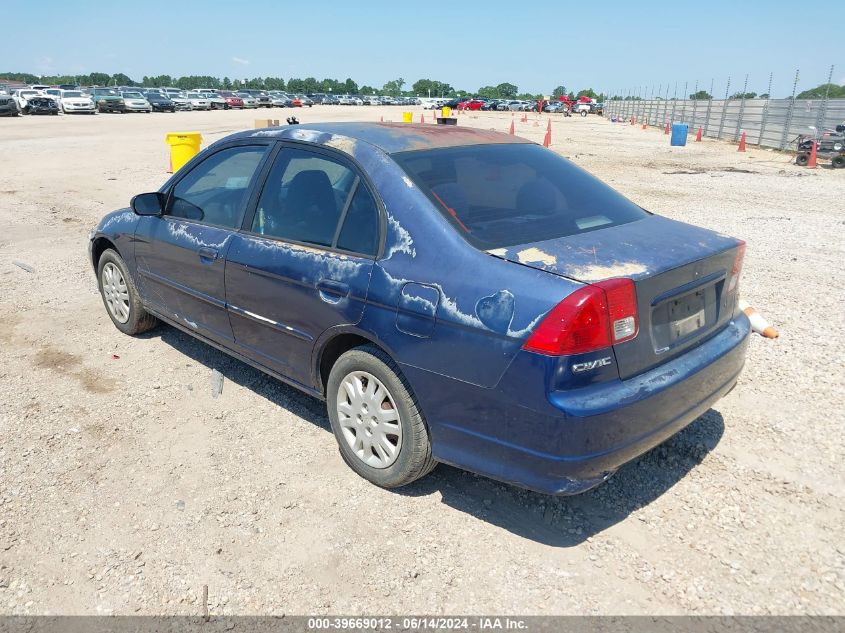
[417,314,750,495]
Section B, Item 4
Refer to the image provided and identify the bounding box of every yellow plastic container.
[402,111,413,123]
[165,132,203,173]
[441,106,451,119]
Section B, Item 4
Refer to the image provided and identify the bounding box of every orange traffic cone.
[546,119,552,133]
[664,121,671,135]
[420,113,425,124]
[738,299,779,338]
[695,127,703,142]
[508,119,514,135]
[738,131,747,152]
[542,127,551,148]
[807,141,817,168]
[642,119,648,130]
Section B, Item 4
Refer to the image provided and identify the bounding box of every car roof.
[232,122,531,154]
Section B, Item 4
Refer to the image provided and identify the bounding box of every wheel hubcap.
[337,371,401,469]
[101,262,130,324]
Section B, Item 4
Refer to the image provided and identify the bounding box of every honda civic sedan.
[88,122,750,495]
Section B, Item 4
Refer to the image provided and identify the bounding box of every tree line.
[0,71,604,100]
[609,83,845,101]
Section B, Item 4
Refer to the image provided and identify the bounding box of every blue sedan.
[88,122,750,495]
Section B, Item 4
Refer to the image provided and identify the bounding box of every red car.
[218,91,245,109]
[458,99,485,111]
[224,96,244,109]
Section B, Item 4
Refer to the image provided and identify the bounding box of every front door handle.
[198,247,218,263]
[317,279,350,303]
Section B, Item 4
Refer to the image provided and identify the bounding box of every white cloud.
[36,56,55,74]
[232,57,250,66]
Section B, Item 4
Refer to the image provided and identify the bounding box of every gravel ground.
[0,106,843,616]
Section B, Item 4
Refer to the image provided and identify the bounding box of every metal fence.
[603,97,845,150]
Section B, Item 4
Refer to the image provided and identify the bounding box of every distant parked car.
[235,92,259,108]
[295,94,314,107]
[573,102,593,116]
[322,95,340,105]
[218,91,245,109]
[268,92,293,107]
[169,93,194,111]
[458,99,484,111]
[225,95,245,109]
[439,98,462,109]
[201,92,228,110]
[543,101,563,113]
[89,122,750,496]
[120,91,153,113]
[239,90,272,108]
[424,99,447,110]
[144,93,177,113]
[23,95,59,115]
[0,92,18,117]
[58,90,97,114]
[11,89,50,113]
[90,88,126,113]
[185,92,211,110]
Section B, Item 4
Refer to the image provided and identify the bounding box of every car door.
[225,143,381,388]
[133,142,271,345]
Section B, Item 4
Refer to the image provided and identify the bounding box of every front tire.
[327,345,436,489]
[97,249,158,335]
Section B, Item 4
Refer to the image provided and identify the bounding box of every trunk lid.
[489,216,744,379]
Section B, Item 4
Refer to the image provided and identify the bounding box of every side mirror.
[131,192,165,216]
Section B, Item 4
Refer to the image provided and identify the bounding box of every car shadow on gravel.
[152,326,724,547]
[398,410,725,547]
[152,326,332,430]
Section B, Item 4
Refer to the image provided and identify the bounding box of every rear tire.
[795,153,809,166]
[97,248,158,336]
[832,156,845,169]
[327,345,436,489]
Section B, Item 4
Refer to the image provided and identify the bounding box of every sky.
[3,0,843,97]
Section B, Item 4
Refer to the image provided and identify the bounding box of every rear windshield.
[393,143,648,249]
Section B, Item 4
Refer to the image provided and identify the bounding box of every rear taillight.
[522,278,638,356]
[728,240,746,293]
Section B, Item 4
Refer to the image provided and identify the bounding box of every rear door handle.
[317,279,350,303]
[198,247,218,263]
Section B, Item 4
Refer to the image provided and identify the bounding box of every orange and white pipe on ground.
[738,299,779,339]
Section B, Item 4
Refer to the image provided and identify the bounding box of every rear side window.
[252,148,374,251]
[393,143,648,249]
[336,185,379,256]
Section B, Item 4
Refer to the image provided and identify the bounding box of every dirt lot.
[1,106,843,616]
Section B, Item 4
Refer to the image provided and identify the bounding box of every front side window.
[252,148,367,250]
[168,145,267,228]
